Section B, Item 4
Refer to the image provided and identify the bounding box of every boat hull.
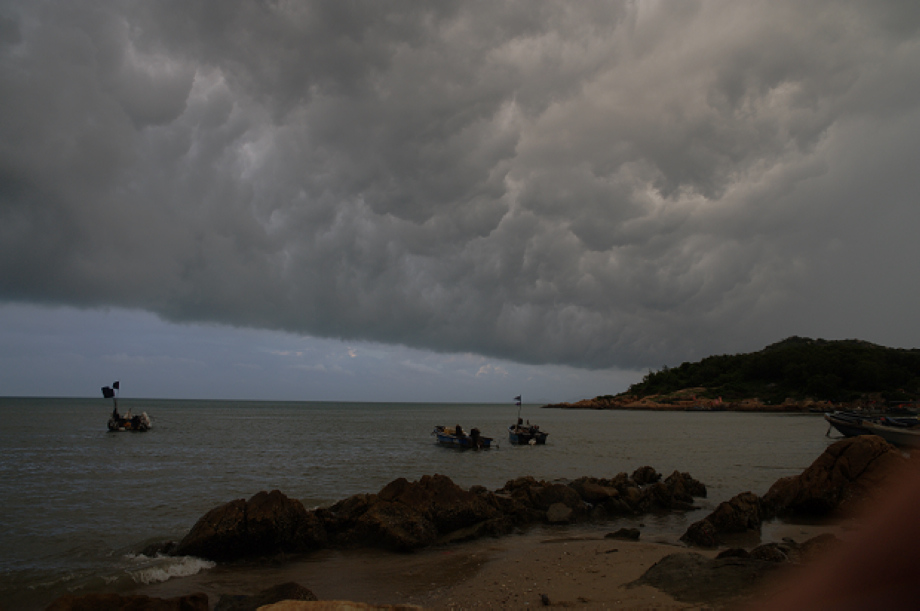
[433,426,493,449]
[862,421,920,449]
[508,425,548,445]
[824,413,872,437]
[107,412,151,432]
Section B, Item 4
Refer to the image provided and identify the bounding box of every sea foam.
[123,553,216,585]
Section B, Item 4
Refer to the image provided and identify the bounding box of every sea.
[0,397,838,609]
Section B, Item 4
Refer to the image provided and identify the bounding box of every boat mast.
[515,394,522,421]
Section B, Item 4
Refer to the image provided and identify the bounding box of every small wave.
[123,553,215,585]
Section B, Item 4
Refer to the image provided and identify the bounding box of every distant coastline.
[541,393,889,413]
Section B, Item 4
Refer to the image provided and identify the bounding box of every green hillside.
[622,337,920,405]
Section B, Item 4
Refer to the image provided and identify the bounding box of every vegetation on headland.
[545,336,920,412]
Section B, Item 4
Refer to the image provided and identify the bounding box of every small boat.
[861,420,920,449]
[432,425,493,449]
[508,423,548,445]
[825,411,919,439]
[824,411,873,437]
[103,381,151,432]
[508,394,548,445]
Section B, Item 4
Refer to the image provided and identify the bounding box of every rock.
[569,478,619,503]
[46,592,208,610]
[260,603,422,610]
[707,491,763,533]
[546,502,574,523]
[175,490,326,561]
[680,491,762,547]
[664,471,707,500]
[628,552,783,603]
[631,466,661,485]
[215,582,318,610]
[796,532,843,563]
[750,542,789,562]
[715,548,751,559]
[605,527,640,540]
[762,435,907,517]
[680,518,719,548]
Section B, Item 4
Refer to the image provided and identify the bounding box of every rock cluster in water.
[167,468,706,561]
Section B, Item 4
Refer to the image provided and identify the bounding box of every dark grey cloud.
[2,0,920,372]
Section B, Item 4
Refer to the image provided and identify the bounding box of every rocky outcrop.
[681,491,763,548]
[171,470,707,562]
[175,490,326,560]
[762,435,907,517]
[630,534,840,604]
[46,592,208,611]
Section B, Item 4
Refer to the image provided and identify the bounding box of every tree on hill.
[621,337,920,404]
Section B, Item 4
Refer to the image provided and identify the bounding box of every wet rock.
[605,527,640,540]
[215,582,317,610]
[46,592,208,610]
[664,471,707,500]
[569,478,620,504]
[631,466,661,485]
[680,518,719,548]
[628,552,783,603]
[175,468,707,562]
[750,542,789,562]
[680,491,762,547]
[175,490,325,561]
[546,502,574,524]
[796,532,843,562]
[762,435,907,517]
[715,548,750,559]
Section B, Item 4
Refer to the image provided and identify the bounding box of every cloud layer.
[3,0,920,370]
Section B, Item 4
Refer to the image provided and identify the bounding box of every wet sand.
[131,521,842,610]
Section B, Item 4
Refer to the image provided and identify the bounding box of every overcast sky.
[2,1,919,402]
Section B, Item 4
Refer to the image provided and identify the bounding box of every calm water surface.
[0,397,835,608]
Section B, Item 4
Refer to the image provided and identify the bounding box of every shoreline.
[125,520,846,610]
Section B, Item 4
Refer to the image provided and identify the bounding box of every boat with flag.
[103,382,151,432]
[508,394,548,445]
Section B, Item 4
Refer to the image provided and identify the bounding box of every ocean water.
[0,397,835,608]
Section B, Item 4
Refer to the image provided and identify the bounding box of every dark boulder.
[631,466,661,485]
[214,582,317,611]
[605,527,640,540]
[681,518,720,548]
[175,490,324,561]
[681,491,762,547]
[628,552,783,604]
[46,592,208,611]
[762,436,906,517]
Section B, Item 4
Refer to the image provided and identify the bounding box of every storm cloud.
[3,0,920,372]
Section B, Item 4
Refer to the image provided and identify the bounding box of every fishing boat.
[103,382,151,432]
[508,394,548,445]
[825,411,919,439]
[824,411,873,437]
[861,419,920,449]
[432,425,493,449]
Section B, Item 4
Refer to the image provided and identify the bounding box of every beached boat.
[432,425,493,449]
[861,420,920,449]
[508,394,549,445]
[824,411,873,437]
[103,382,151,432]
[824,411,919,439]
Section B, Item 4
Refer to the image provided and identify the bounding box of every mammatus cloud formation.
[2,0,920,373]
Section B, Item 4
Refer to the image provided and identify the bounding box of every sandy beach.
[131,520,842,610]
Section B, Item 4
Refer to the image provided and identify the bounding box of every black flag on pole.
[514,395,522,406]
[113,381,120,390]
[102,386,114,399]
